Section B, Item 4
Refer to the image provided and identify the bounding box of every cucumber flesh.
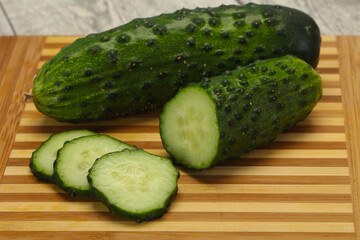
[160,87,219,169]
[88,149,179,222]
[30,129,97,182]
[53,135,136,196]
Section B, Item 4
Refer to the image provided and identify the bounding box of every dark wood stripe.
[1,175,350,185]
[0,232,355,240]
[319,54,339,60]
[178,176,350,185]
[260,142,346,150]
[21,109,162,118]
[0,212,353,222]
[0,193,352,203]
[7,158,349,167]
[322,82,341,88]
[316,68,339,74]
[288,125,345,133]
[44,43,71,48]
[319,96,342,102]
[223,158,349,167]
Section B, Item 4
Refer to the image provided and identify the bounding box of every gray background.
[0,0,359,35]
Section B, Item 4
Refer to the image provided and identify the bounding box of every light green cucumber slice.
[52,134,136,196]
[88,149,179,222]
[30,129,97,182]
[160,86,220,169]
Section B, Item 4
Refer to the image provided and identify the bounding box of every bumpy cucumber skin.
[52,135,136,197]
[161,55,322,169]
[33,3,321,123]
[29,129,97,183]
[88,149,180,222]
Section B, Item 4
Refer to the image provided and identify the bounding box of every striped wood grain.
[0,35,357,239]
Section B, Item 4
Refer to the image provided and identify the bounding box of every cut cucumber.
[52,134,136,196]
[88,149,179,222]
[160,55,322,169]
[30,129,97,182]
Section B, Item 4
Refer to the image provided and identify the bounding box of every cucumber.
[52,134,136,196]
[160,55,322,169]
[88,149,179,222]
[33,3,321,123]
[29,129,97,182]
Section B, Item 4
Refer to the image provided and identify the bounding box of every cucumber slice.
[160,86,220,169]
[30,129,97,182]
[88,149,179,222]
[53,135,136,196]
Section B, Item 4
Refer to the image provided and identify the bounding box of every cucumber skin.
[88,150,180,223]
[33,3,321,123]
[52,135,136,197]
[29,129,97,183]
[160,55,322,169]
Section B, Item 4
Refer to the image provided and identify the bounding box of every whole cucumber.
[160,55,322,169]
[33,3,321,123]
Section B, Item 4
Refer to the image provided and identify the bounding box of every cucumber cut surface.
[88,149,179,222]
[53,134,136,196]
[30,129,97,182]
[160,86,219,169]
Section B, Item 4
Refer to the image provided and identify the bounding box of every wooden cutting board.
[0,36,359,240]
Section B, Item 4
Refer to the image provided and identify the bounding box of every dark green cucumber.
[52,134,136,196]
[160,55,322,169]
[88,149,179,222]
[30,129,97,182]
[33,3,321,123]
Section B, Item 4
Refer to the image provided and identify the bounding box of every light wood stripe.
[241,150,348,159]
[3,166,350,177]
[14,132,345,142]
[0,202,353,214]
[297,117,344,126]
[320,74,340,82]
[14,133,160,142]
[0,220,353,233]
[40,48,60,56]
[19,117,344,127]
[322,36,337,42]
[45,36,82,44]
[180,184,351,194]
[275,133,345,142]
[37,61,46,69]
[0,184,63,193]
[313,103,342,111]
[0,184,351,194]
[317,60,339,68]
[320,47,338,55]
[10,149,348,159]
[323,88,342,96]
